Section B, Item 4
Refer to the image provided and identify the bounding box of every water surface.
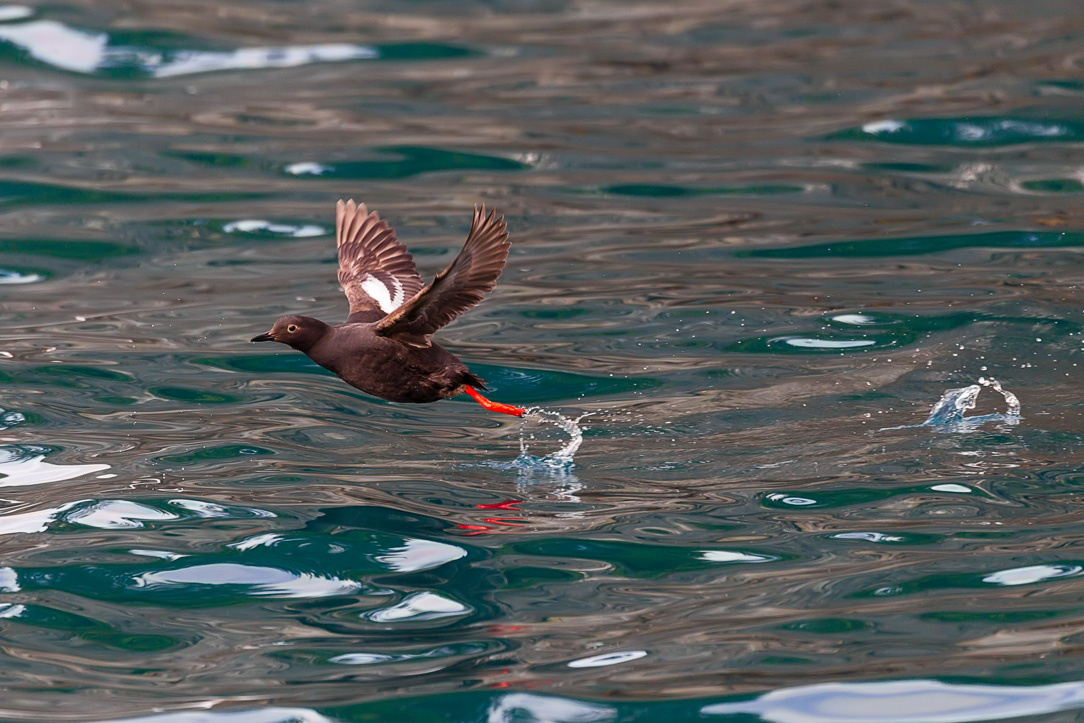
[2,1,1084,721]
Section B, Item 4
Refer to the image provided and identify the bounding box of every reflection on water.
[0,446,110,487]
[702,678,1084,723]
[1,0,1084,720]
[105,710,333,723]
[0,15,377,78]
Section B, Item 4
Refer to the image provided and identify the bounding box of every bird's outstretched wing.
[374,205,510,348]
[336,199,425,323]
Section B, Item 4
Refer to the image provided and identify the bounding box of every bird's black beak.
[250,332,276,343]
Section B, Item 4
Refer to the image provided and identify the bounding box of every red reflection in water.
[476,500,523,510]
[457,500,526,535]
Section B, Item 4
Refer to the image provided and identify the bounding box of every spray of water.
[483,407,589,482]
[519,407,585,467]
[881,376,1021,432]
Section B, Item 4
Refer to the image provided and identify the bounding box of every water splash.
[483,408,587,487]
[882,376,1021,432]
[519,407,585,466]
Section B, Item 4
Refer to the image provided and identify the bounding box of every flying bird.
[251,200,525,417]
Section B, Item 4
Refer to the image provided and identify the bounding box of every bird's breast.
[308,332,461,404]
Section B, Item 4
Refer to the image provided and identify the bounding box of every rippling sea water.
[2,1,1084,721]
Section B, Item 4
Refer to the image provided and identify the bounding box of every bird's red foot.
[464,386,525,417]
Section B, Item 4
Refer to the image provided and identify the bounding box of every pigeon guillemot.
[251,200,525,417]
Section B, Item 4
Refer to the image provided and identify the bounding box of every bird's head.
[250,315,328,352]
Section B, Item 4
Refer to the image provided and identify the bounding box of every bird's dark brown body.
[251,200,521,416]
[278,318,484,404]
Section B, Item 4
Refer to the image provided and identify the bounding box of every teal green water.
[2,1,1084,722]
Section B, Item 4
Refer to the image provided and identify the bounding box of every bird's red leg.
[464,386,526,417]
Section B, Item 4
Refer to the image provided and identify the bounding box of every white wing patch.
[360,274,404,314]
[390,276,404,309]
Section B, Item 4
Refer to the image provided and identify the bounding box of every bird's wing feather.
[336,199,425,323]
[373,205,510,348]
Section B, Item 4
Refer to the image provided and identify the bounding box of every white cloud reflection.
[0,19,377,77]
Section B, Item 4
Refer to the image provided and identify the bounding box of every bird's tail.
[463,371,487,391]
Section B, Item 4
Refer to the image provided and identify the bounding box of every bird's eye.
[287,324,298,333]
